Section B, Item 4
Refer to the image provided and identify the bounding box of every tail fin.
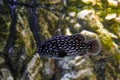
[86,38,101,56]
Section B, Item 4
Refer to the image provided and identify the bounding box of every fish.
[37,33,101,59]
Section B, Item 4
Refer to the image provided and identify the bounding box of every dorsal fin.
[72,33,86,42]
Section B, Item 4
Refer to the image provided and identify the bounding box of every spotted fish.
[37,34,101,59]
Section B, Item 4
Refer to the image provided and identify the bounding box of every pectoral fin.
[58,50,67,57]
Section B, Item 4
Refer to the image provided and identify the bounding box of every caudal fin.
[86,38,101,56]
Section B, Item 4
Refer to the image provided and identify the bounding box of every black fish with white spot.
[37,34,101,59]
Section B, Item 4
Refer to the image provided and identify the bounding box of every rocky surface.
[0,0,120,80]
